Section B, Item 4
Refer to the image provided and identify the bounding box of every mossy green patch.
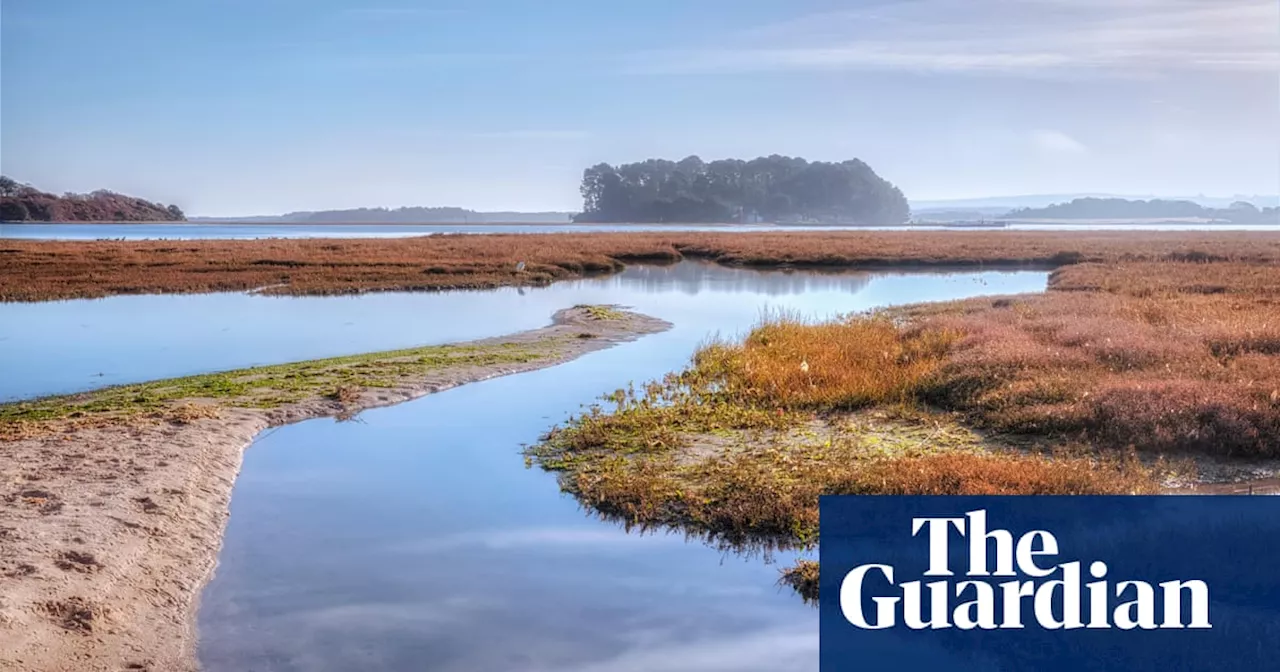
[1,340,551,436]
[573,304,626,321]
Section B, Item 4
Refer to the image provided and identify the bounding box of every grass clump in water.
[528,310,1159,553]
[781,560,820,604]
[574,304,626,321]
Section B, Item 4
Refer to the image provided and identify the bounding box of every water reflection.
[0,263,1045,401]
[198,366,820,672]
[196,267,1046,672]
[597,262,871,297]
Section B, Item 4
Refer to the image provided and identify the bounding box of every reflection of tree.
[592,261,874,298]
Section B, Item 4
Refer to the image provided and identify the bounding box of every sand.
[0,306,670,672]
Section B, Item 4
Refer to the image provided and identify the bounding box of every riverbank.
[0,306,670,672]
[3,230,1278,301]
[526,258,1280,599]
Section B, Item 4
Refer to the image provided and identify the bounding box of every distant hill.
[0,176,184,222]
[1006,197,1278,223]
[191,208,575,224]
[913,193,1280,213]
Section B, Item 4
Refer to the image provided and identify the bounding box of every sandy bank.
[0,306,670,672]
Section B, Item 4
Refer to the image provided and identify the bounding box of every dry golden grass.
[545,412,1157,549]
[695,314,958,410]
[532,357,1161,551]
[3,230,1278,301]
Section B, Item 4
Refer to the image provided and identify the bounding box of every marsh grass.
[694,310,959,410]
[530,326,1160,549]
[524,256,1274,603]
[907,262,1280,456]
[4,231,1276,301]
[1,341,548,439]
[545,417,1156,547]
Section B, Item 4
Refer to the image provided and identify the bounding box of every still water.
[4,221,1276,240]
[193,265,1047,672]
[0,263,1047,401]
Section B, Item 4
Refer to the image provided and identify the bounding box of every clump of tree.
[0,176,185,222]
[1007,197,1278,224]
[574,155,909,224]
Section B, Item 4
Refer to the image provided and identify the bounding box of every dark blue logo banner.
[819,496,1280,671]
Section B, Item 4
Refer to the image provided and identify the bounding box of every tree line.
[0,176,185,222]
[1008,197,1278,223]
[574,155,909,224]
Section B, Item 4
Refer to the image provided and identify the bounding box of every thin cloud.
[1032,130,1089,155]
[628,0,1279,77]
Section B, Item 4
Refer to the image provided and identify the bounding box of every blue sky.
[2,0,1277,216]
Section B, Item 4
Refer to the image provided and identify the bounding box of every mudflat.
[0,306,669,672]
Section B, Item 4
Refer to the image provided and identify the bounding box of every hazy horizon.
[3,0,1277,217]
[178,191,1280,221]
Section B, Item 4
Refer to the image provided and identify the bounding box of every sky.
[2,0,1277,216]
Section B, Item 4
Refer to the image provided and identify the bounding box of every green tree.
[574,155,908,224]
[0,200,30,221]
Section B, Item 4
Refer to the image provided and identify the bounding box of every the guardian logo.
[841,509,1211,631]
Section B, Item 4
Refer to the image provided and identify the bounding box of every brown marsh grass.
[908,261,1280,456]
[3,230,1278,301]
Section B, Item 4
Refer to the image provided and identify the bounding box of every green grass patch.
[574,304,626,321]
[2,340,550,436]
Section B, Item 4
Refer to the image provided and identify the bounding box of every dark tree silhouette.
[574,155,909,224]
[0,176,186,222]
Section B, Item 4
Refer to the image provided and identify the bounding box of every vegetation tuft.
[780,561,820,604]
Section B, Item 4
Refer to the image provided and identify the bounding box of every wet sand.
[0,306,670,672]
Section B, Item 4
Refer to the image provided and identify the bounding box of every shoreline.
[0,306,671,672]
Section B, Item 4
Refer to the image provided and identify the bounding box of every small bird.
[799,360,810,373]
[515,261,526,272]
